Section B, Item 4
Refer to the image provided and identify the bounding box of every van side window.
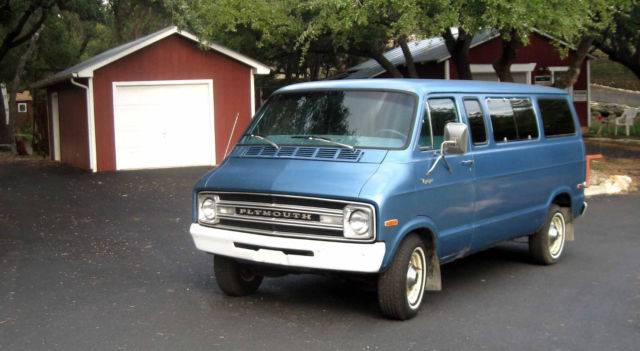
[486,98,538,142]
[426,98,458,147]
[418,108,432,148]
[512,99,538,139]
[463,99,486,144]
[538,99,576,136]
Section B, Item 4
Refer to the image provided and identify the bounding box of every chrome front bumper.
[189,223,386,273]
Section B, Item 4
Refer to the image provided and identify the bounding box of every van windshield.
[240,90,416,149]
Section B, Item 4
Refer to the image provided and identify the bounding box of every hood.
[199,149,387,200]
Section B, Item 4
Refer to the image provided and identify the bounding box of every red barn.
[344,29,593,127]
[33,26,270,172]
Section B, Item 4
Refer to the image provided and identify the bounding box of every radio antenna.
[224,112,240,159]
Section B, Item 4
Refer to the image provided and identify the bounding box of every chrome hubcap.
[548,212,566,259]
[406,247,426,308]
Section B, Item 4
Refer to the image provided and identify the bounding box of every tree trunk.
[371,50,403,78]
[310,55,322,81]
[6,26,42,153]
[399,36,418,78]
[442,28,473,80]
[554,35,594,89]
[0,85,9,145]
[493,30,522,82]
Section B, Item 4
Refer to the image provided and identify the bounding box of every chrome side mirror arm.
[426,140,456,176]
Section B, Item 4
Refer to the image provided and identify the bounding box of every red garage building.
[33,26,270,172]
[345,29,594,126]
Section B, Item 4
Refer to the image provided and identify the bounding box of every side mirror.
[443,122,469,154]
[426,122,469,176]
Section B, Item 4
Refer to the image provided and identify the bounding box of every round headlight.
[201,198,216,220]
[348,210,370,235]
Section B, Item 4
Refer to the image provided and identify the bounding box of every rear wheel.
[213,255,263,296]
[377,234,427,320]
[529,205,568,265]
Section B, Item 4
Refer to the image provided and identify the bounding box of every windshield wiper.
[291,135,355,150]
[245,133,280,149]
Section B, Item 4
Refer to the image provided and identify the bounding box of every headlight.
[198,194,219,224]
[349,210,370,234]
[343,205,374,239]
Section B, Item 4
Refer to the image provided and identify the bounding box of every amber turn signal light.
[384,219,399,227]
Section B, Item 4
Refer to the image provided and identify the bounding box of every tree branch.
[493,30,522,82]
[371,50,404,78]
[399,36,418,78]
[597,42,640,79]
[555,35,594,89]
[0,3,38,62]
[10,9,48,49]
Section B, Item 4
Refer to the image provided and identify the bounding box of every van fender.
[383,216,442,291]
[545,186,575,241]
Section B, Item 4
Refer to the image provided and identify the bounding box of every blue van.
[190,79,587,320]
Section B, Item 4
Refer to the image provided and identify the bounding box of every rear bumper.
[189,223,386,273]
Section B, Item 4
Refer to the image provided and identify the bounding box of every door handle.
[460,159,474,166]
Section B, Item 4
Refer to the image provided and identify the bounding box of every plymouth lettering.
[236,207,317,221]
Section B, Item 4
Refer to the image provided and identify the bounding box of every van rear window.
[486,98,538,142]
[538,99,576,137]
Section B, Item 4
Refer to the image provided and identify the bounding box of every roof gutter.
[70,75,97,172]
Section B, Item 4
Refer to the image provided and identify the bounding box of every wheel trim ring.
[406,247,426,309]
[548,212,566,259]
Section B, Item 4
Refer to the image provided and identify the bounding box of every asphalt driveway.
[1,158,639,350]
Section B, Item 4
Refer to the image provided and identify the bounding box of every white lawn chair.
[614,108,639,136]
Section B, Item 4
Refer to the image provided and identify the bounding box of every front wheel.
[529,205,568,265]
[377,234,428,320]
[213,255,263,296]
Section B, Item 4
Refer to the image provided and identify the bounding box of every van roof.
[276,79,569,96]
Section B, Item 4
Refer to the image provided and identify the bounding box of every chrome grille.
[200,192,375,242]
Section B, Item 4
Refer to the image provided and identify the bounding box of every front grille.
[200,192,375,242]
[218,219,343,237]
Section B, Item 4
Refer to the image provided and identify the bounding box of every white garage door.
[113,80,215,170]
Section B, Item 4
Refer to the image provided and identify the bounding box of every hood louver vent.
[245,146,263,156]
[260,146,277,156]
[277,146,296,157]
[241,145,362,162]
[316,148,339,158]
[337,149,361,160]
[295,147,316,158]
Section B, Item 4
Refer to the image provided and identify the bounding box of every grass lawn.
[587,120,640,139]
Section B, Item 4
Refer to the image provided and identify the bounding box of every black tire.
[529,205,569,265]
[213,255,263,296]
[377,234,428,320]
